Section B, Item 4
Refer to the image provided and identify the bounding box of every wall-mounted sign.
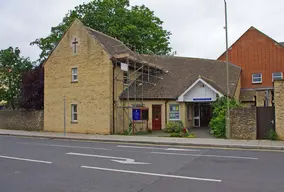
[193,98,212,101]
[121,63,129,72]
[132,108,149,121]
[132,109,141,120]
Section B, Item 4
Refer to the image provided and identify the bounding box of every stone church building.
[43,19,241,134]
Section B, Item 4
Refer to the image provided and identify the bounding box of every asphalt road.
[0,136,284,192]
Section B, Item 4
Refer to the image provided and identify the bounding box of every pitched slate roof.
[85,27,164,71]
[85,27,136,58]
[120,55,241,100]
[280,42,284,46]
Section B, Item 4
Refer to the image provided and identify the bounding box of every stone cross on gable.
[72,38,79,54]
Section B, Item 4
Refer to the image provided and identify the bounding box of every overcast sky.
[1,0,283,62]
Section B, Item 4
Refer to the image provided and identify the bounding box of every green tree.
[209,96,239,138]
[30,0,173,63]
[0,47,33,109]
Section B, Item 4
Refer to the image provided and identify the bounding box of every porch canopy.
[177,78,223,102]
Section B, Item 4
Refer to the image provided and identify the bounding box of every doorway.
[193,103,200,127]
[152,105,162,131]
[257,106,275,139]
[200,103,212,126]
[193,103,212,127]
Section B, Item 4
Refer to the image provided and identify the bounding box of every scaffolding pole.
[112,42,163,135]
[127,58,130,132]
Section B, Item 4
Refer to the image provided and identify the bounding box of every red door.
[152,105,162,131]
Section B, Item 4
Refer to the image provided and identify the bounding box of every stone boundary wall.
[274,80,284,140]
[0,110,43,131]
[230,107,257,140]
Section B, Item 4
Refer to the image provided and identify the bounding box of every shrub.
[163,121,184,133]
[267,129,278,141]
[209,96,239,138]
[170,131,196,138]
[164,121,196,138]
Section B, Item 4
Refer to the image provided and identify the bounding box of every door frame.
[193,103,200,127]
[152,105,162,131]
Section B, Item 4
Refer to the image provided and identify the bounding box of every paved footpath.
[0,129,283,150]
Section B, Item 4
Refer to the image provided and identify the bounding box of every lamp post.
[224,0,230,138]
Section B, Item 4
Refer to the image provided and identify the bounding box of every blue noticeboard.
[132,109,141,120]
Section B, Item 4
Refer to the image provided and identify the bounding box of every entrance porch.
[177,77,223,137]
[185,102,214,138]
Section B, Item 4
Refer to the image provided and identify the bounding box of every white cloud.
[1,0,284,61]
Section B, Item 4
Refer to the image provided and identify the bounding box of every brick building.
[218,26,284,107]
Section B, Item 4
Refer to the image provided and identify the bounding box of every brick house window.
[272,72,283,82]
[71,104,78,122]
[169,104,180,120]
[252,73,262,84]
[71,67,78,82]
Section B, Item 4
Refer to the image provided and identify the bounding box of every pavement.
[0,135,284,192]
[0,129,284,150]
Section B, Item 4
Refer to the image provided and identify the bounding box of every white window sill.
[71,121,78,124]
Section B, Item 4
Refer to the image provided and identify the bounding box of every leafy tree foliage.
[30,0,173,63]
[209,96,239,138]
[19,64,44,110]
[0,47,33,109]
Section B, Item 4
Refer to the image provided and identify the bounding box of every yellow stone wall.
[234,76,241,102]
[119,100,166,133]
[274,80,284,140]
[120,100,192,132]
[44,19,113,134]
[256,90,273,107]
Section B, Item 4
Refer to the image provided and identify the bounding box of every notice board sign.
[121,63,129,72]
[132,108,141,120]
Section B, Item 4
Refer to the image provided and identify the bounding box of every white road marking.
[111,159,150,165]
[17,142,111,151]
[81,166,222,182]
[66,152,150,165]
[151,152,259,160]
[166,148,199,152]
[0,155,52,164]
[116,145,199,152]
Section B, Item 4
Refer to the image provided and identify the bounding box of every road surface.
[0,135,283,192]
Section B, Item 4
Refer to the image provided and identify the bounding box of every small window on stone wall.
[71,67,78,82]
[71,104,78,122]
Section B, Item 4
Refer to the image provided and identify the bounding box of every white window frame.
[71,104,78,122]
[272,72,283,82]
[169,104,180,121]
[71,67,78,82]
[252,73,262,84]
